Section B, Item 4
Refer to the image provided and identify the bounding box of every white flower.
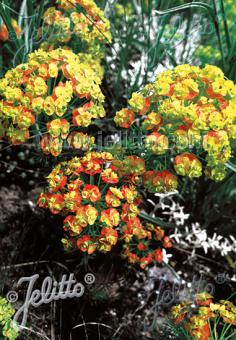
[170,229,182,243]
[162,249,172,264]
[201,241,210,254]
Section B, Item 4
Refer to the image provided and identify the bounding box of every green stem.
[225,161,236,173]
[226,291,236,301]
[224,331,236,340]
[219,0,231,52]
[208,319,214,340]
[26,0,33,17]
[101,183,109,196]
[213,317,220,340]
[165,262,180,281]
[0,44,2,77]
[225,254,236,271]
[220,323,232,340]
[97,173,101,187]
[139,212,175,228]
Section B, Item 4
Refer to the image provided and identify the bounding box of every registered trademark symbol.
[84,273,95,285]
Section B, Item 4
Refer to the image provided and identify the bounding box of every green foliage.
[0,297,19,340]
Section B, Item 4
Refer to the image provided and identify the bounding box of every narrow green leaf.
[36,0,45,29]
[155,2,214,19]
[212,0,226,70]
[226,162,236,173]
[139,212,175,228]
[219,0,231,52]
[27,0,33,17]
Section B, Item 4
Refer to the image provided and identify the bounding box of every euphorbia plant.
[170,292,236,340]
[114,64,236,183]
[40,0,112,58]
[0,48,105,156]
[37,151,173,268]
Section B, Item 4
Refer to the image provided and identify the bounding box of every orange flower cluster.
[122,223,172,269]
[174,153,202,179]
[114,65,236,181]
[113,155,178,193]
[143,170,178,193]
[41,0,112,56]
[113,155,146,184]
[171,292,236,340]
[37,151,172,267]
[0,19,21,42]
[0,48,104,156]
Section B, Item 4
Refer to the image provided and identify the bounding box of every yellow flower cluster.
[41,0,112,57]
[171,292,236,340]
[0,48,105,156]
[0,297,19,340]
[114,64,236,181]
